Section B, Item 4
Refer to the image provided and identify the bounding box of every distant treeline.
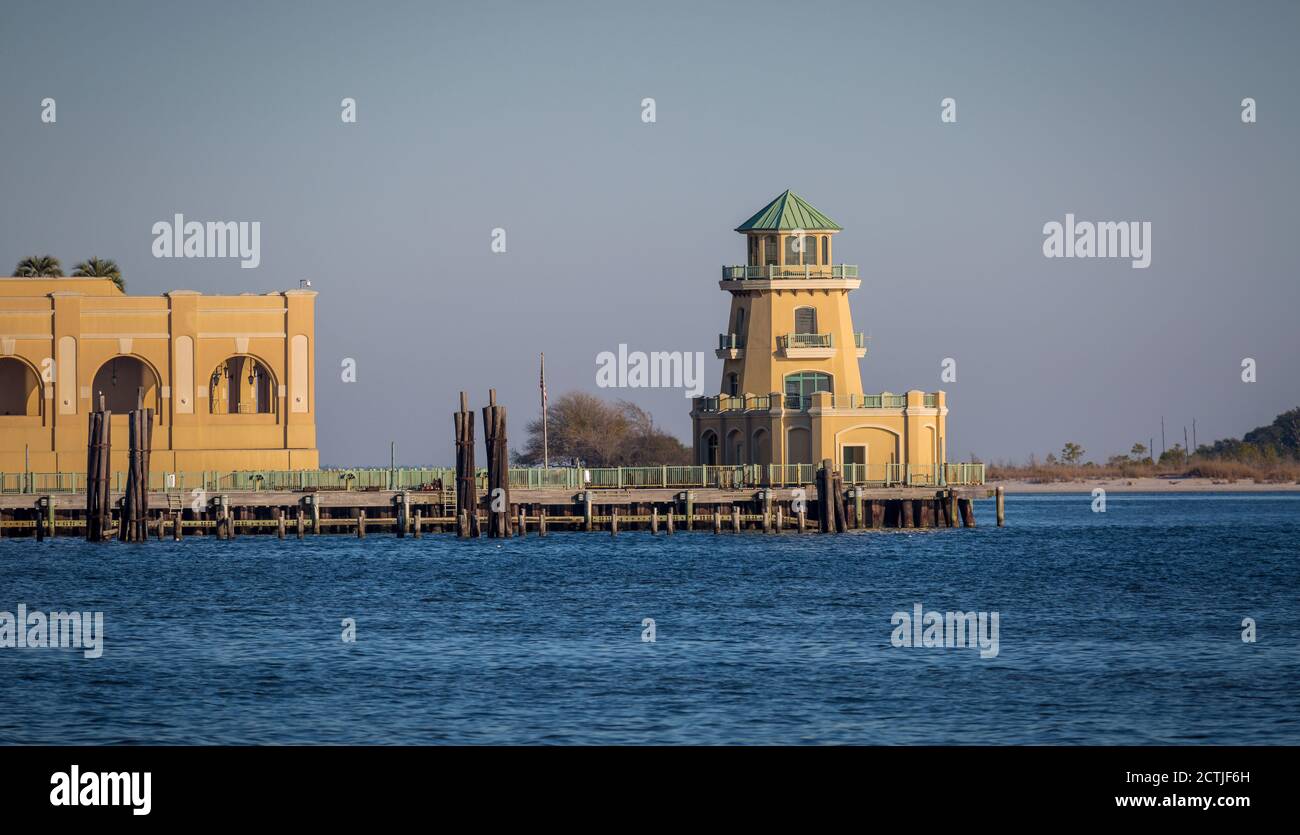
[1197,407,1300,461]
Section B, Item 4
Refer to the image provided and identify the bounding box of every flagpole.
[540,353,549,469]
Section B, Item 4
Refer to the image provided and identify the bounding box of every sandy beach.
[992,477,1300,494]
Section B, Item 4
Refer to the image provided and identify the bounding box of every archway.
[209,356,276,415]
[700,430,719,466]
[92,356,160,413]
[0,357,40,416]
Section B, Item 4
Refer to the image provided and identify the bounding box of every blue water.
[1,493,1297,744]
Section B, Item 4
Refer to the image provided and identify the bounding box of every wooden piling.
[453,391,480,538]
[610,507,618,536]
[481,389,512,537]
[296,507,305,539]
[959,498,975,528]
[665,509,674,535]
[356,508,366,538]
[996,486,1006,527]
[173,511,182,541]
[538,510,547,537]
[775,506,783,532]
[712,507,721,534]
[731,505,741,533]
[413,510,423,539]
[276,509,286,540]
[651,507,659,534]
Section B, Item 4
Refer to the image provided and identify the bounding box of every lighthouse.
[692,190,949,485]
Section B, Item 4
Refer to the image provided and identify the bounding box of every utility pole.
[1160,417,1166,458]
[1192,419,1197,454]
[540,353,549,468]
[1184,427,1189,459]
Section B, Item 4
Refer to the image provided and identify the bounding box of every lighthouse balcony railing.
[721,264,859,281]
[777,332,833,349]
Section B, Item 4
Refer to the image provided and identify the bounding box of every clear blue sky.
[2,0,1296,465]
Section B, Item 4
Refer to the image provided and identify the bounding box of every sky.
[1,0,1297,466]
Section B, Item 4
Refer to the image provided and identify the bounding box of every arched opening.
[209,356,276,415]
[0,357,41,416]
[726,428,744,465]
[92,356,160,414]
[783,370,832,409]
[786,427,812,465]
[752,428,770,465]
[701,430,720,466]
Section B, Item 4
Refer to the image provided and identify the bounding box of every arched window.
[0,357,40,417]
[209,356,276,415]
[783,371,832,409]
[794,306,817,334]
[701,431,720,466]
[92,356,160,414]
[726,373,739,396]
[821,236,829,264]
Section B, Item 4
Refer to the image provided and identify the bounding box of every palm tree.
[72,257,124,291]
[14,255,63,277]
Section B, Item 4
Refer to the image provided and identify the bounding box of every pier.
[0,465,993,535]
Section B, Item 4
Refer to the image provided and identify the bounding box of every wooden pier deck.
[0,485,998,539]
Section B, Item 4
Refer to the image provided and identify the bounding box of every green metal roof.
[735,190,842,232]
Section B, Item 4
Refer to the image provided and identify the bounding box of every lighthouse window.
[784,371,833,410]
[748,236,759,266]
[821,236,829,264]
[765,236,778,265]
[794,307,817,334]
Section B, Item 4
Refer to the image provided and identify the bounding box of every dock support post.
[684,491,694,531]
[853,488,865,530]
[731,505,741,533]
[959,498,975,528]
[665,508,674,535]
[996,487,1005,527]
[946,490,958,528]
[797,507,806,532]
[397,492,409,538]
[357,508,366,538]
[651,507,659,534]
[583,491,593,532]
[518,506,527,537]
[610,507,618,537]
[712,507,721,534]
[538,510,547,537]
[310,499,320,535]
[413,510,423,539]
[173,511,182,541]
[276,509,286,539]
[774,506,782,533]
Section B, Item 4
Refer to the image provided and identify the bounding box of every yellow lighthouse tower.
[692,190,950,485]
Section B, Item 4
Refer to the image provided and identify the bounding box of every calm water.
[1,493,1297,745]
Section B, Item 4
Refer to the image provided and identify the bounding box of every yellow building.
[692,191,949,484]
[0,277,318,477]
